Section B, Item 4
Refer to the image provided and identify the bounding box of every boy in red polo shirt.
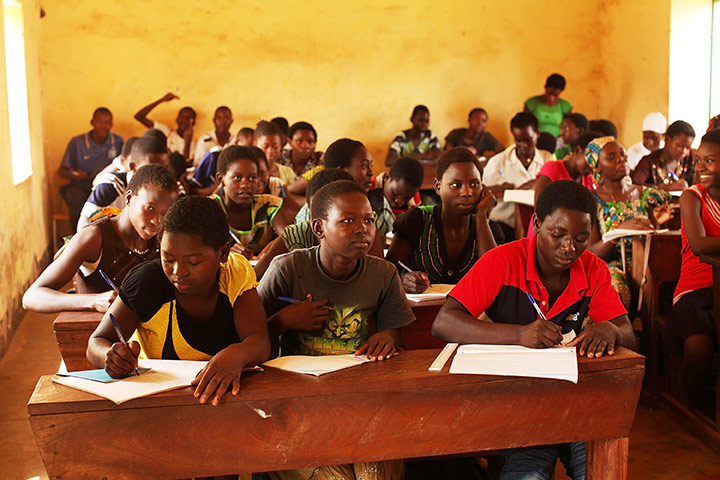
[433,179,634,480]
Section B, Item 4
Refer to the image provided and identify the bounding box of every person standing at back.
[524,73,572,138]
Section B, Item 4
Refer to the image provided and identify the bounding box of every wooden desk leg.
[585,437,629,480]
[713,265,720,432]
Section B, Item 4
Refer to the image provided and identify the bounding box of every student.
[59,107,124,232]
[588,119,618,138]
[553,113,588,160]
[670,128,720,412]
[86,195,270,408]
[23,165,178,313]
[271,116,290,148]
[444,108,505,156]
[78,137,170,229]
[211,145,289,258]
[255,120,297,186]
[585,137,671,307]
[194,106,235,161]
[280,121,323,175]
[534,131,601,203]
[372,156,424,216]
[433,179,634,480]
[626,112,666,171]
[631,120,696,191]
[254,147,287,198]
[168,152,189,194]
[385,104,441,166]
[133,92,196,160]
[254,169,356,280]
[258,180,413,480]
[235,127,255,147]
[537,131,557,154]
[483,112,552,241]
[92,137,138,184]
[386,147,498,293]
[523,73,572,138]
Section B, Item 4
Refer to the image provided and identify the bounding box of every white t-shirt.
[483,147,550,225]
[627,140,664,172]
[194,130,236,163]
[153,121,194,160]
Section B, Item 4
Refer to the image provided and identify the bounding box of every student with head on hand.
[24,165,179,313]
[626,112,666,171]
[59,107,124,233]
[631,120,696,191]
[386,147,499,293]
[433,179,635,480]
[385,104,441,166]
[194,106,235,162]
[444,107,505,157]
[133,92,196,161]
[280,121,323,176]
[670,128,720,412]
[86,196,269,407]
[255,120,297,186]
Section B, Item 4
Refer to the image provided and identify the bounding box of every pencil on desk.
[397,261,431,285]
[109,313,140,377]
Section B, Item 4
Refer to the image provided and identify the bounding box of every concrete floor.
[2,310,720,480]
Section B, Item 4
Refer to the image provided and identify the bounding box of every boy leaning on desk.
[433,179,635,480]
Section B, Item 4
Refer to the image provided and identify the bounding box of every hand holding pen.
[397,261,430,294]
[105,313,142,378]
[521,292,562,348]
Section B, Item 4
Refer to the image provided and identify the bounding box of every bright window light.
[4,0,32,185]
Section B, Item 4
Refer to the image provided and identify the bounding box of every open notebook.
[503,189,535,206]
[405,284,454,304]
[262,354,369,376]
[449,344,578,383]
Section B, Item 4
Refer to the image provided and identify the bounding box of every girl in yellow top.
[87,196,270,406]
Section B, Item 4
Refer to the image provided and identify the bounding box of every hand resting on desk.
[356,330,402,362]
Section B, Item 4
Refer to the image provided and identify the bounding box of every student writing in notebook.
[87,196,270,406]
[433,180,634,480]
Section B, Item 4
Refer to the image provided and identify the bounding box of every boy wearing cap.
[627,112,667,172]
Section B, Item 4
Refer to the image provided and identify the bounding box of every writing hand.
[230,242,253,259]
[519,319,562,348]
[93,290,118,312]
[105,340,140,378]
[567,321,619,358]
[191,344,245,406]
[401,271,430,294]
[278,294,331,332]
[355,331,400,361]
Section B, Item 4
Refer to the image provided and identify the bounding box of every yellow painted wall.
[38,0,671,185]
[0,0,50,356]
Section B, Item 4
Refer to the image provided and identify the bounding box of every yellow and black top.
[119,253,258,360]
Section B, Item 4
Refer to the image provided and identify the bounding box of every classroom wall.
[37,0,671,186]
[0,0,50,358]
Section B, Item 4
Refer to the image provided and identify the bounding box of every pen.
[278,296,334,311]
[228,229,242,245]
[525,292,548,322]
[98,269,119,291]
[109,313,140,377]
[397,261,430,285]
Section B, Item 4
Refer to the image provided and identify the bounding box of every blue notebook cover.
[57,367,152,383]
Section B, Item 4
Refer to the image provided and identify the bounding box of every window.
[3,0,32,185]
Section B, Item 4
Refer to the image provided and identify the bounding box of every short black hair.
[701,127,720,146]
[545,73,566,90]
[468,108,487,119]
[160,196,228,250]
[510,112,539,132]
[323,138,365,169]
[310,180,367,221]
[271,117,289,135]
[121,137,138,157]
[179,106,197,119]
[131,137,167,164]
[306,168,354,203]
[537,132,557,153]
[215,105,232,115]
[435,147,483,180]
[588,119,617,138]
[389,157,424,189]
[666,120,696,139]
[217,145,260,175]
[572,131,603,151]
[250,146,267,166]
[142,128,168,144]
[564,113,588,131]
[93,107,112,118]
[168,152,186,180]
[238,127,254,137]
[536,179,597,226]
[288,121,317,141]
[412,105,429,118]
[127,164,179,195]
[254,120,282,140]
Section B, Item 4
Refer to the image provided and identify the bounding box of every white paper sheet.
[405,284,454,304]
[262,354,369,376]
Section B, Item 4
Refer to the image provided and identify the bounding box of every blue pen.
[109,313,140,377]
[228,229,242,245]
[98,269,119,291]
[525,292,548,322]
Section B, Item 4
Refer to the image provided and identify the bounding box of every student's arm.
[566,314,634,358]
[356,327,403,362]
[86,296,141,377]
[385,235,429,293]
[133,92,178,128]
[629,157,652,185]
[191,288,271,406]
[254,237,289,280]
[680,190,720,255]
[22,226,117,313]
[474,188,498,257]
[534,174,552,205]
[286,176,308,196]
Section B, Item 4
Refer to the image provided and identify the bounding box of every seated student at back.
[134,92,196,161]
[670,128,720,413]
[385,104,441,166]
[255,120,297,186]
[280,121,323,176]
[626,112,666,172]
[211,146,291,259]
[23,165,179,313]
[77,136,171,229]
[257,180,413,480]
[631,120,696,191]
[534,131,600,203]
[235,127,255,147]
[92,137,138,184]
[444,107,505,157]
[371,156,424,217]
[386,147,499,293]
[553,113,588,160]
[433,179,634,480]
[482,112,552,241]
[195,106,235,161]
[87,196,270,407]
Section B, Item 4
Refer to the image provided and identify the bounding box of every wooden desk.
[698,255,720,432]
[404,303,446,350]
[53,311,103,371]
[28,348,644,480]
